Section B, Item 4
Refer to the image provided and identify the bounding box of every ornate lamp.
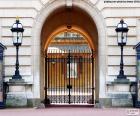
[115,19,129,79]
[11,17,24,79]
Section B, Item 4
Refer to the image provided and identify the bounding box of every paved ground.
[0,107,139,116]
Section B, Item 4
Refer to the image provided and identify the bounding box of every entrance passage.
[45,49,95,105]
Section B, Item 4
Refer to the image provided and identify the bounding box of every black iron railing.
[45,49,95,105]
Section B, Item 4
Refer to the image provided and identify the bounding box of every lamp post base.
[12,75,22,80]
[117,75,127,79]
[9,78,25,83]
[114,78,130,84]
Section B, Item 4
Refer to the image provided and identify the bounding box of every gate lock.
[67,85,72,89]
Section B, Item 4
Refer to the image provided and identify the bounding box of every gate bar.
[91,49,94,104]
[45,55,47,105]
[68,50,71,104]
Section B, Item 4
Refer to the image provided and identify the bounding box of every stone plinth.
[111,78,133,107]
[114,84,130,92]
[108,92,133,107]
[6,79,27,107]
[113,79,131,92]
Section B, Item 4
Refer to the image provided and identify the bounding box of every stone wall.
[0,0,42,106]
[0,0,139,107]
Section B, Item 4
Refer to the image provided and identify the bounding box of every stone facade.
[0,0,139,107]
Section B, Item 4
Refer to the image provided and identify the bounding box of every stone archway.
[32,0,106,104]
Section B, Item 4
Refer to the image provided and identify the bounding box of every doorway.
[39,5,103,106]
[44,31,95,105]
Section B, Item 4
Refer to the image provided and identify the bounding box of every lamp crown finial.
[16,16,20,22]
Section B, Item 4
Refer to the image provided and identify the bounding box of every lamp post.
[11,18,24,80]
[115,19,129,79]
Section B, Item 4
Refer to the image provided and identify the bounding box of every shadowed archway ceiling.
[41,6,98,51]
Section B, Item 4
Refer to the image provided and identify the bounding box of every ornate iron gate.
[45,49,95,105]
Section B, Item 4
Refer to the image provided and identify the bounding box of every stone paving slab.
[0,108,139,116]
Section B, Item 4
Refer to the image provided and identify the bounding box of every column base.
[112,78,130,92]
[107,92,133,107]
[6,92,27,107]
[6,79,27,107]
[109,78,133,107]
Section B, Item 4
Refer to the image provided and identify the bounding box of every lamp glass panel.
[17,23,23,28]
[17,32,23,44]
[12,32,18,44]
[12,23,17,28]
[117,32,122,44]
[123,23,127,28]
[117,23,122,28]
[122,32,127,44]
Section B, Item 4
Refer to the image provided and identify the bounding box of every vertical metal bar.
[74,50,75,104]
[53,51,55,103]
[89,51,91,103]
[59,50,61,103]
[79,50,81,103]
[68,50,71,104]
[55,50,57,103]
[87,51,89,103]
[60,50,62,103]
[48,54,50,102]
[78,50,81,103]
[91,49,94,104]
[57,50,59,104]
[57,50,59,103]
[88,51,91,104]
[62,50,67,103]
[45,55,47,106]
[85,51,87,103]
[51,50,53,103]
[70,51,72,104]
[65,50,67,104]
[83,50,86,103]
